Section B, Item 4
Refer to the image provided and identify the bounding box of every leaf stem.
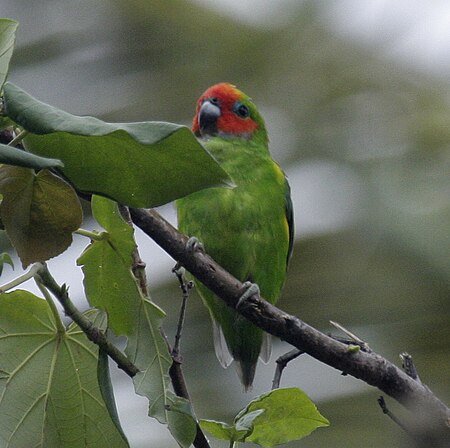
[0,263,41,293]
[74,228,106,240]
[7,129,28,147]
[35,277,66,335]
[172,265,192,357]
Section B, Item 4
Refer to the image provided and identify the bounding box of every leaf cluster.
[0,18,329,448]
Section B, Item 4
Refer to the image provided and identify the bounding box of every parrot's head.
[192,83,268,144]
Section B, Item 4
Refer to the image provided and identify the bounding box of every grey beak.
[199,100,221,137]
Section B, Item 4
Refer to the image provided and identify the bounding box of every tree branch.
[129,207,450,437]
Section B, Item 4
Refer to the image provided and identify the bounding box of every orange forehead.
[193,83,258,136]
[199,83,241,102]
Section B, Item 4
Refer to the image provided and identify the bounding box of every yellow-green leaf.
[0,166,82,267]
[0,19,18,89]
[238,388,329,447]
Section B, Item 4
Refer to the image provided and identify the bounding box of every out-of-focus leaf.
[0,252,13,276]
[0,166,82,267]
[0,142,63,168]
[0,291,129,447]
[3,82,232,208]
[0,19,17,89]
[79,196,196,447]
[77,196,141,335]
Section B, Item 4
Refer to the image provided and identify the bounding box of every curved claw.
[186,236,205,253]
[236,281,260,310]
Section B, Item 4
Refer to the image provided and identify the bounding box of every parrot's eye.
[234,102,250,119]
[209,97,219,105]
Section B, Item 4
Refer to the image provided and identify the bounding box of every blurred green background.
[2,0,449,447]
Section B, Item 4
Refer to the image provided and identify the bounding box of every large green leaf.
[77,196,141,335]
[3,82,232,208]
[200,388,329,447]
[0,143,63,169]
[0,290,129,447]
[0,166,83,267]
[78,196,196,447]
[0,19,18,89]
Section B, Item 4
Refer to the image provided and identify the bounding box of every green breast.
[177,137,289,303]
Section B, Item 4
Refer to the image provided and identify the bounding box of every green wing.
[284,177,294,268]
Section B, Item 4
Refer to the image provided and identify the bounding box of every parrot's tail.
[235,360,257,392]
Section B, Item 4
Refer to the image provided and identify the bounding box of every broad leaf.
[77,196,141,335]
[0,290,129,447]
[0,166,83,267]
[3,82,232,208]
[79,196,196,447]
[237,388,329,447]
[0,19,18,89]
[0,142,63,169]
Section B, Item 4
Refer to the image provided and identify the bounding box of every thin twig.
[329,320,370,352]
[6,129,28,147]
[377,396,414,435]
[35,262,139,377]
[272,348,304,390]
[172,265,193,358]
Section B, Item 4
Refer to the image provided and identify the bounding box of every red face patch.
[192,83,258,136]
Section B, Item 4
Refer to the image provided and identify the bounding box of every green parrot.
[176,83,293,390]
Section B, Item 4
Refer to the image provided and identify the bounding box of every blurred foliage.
[2,0,449,446]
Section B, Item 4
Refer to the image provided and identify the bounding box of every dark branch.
[129,207,450,434]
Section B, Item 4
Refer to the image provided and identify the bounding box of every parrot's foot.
[186,236,205,254]
[236,281,260,310]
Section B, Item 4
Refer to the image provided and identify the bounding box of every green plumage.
[176,84,292,389]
